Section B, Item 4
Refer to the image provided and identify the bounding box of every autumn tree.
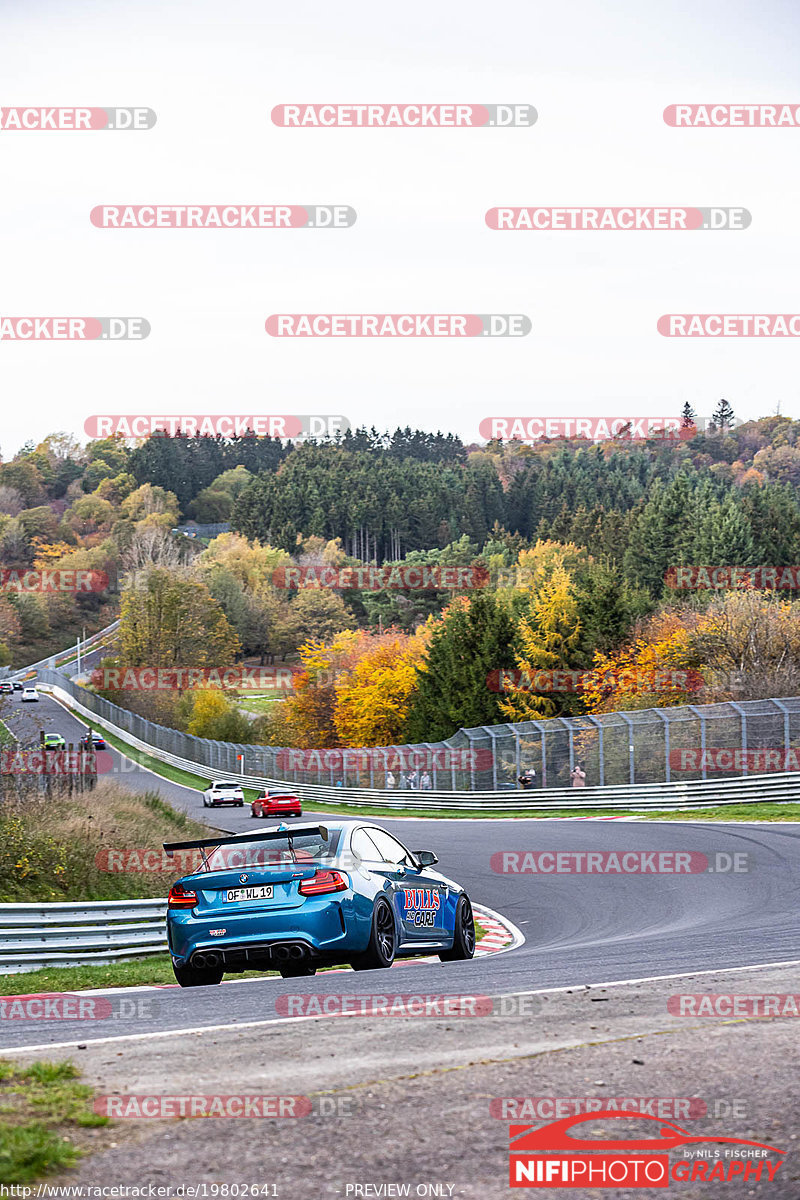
[498,566,583,720]
[333,627,432,746]
[120,567,240,670]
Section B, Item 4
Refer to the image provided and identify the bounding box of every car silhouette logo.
[510,1112,785,1155]
[239,874,248,883]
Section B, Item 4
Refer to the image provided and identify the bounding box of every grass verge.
[0,1058,110,1184]
[234,694,285,714]
[643,802,800,821]
[0,781,216,902]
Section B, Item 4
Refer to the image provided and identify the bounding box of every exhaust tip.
[289,945,305,959]
[193,953,207,968]
[273,946,290,961]
[204,952,221,967]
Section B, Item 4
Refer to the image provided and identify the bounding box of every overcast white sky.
[1,0,799,456]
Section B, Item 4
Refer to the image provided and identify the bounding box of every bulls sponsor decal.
[402,887,441,927]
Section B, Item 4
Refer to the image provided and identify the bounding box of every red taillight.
[168,882,198,909]
[298,870,348,896]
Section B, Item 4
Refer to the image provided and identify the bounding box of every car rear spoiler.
[163,825,329,854]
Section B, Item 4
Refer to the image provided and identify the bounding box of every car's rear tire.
[172,961,224,987]
[438,895,476,961]
[350,897,396,971]
[278,962,317,978]
[237,801,244,807]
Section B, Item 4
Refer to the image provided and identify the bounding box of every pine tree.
[402,593,517,741]
[711,398,736,432]
[681,401,697,429]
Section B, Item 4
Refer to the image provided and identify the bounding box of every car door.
[364,827,449,945]
[350,827,414,942]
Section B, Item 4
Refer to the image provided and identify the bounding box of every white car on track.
[21,687,39,702]
[203,780,245,807]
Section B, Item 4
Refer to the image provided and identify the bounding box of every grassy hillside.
[0,782,214,902]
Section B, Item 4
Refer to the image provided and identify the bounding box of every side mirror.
[414,850,438,867]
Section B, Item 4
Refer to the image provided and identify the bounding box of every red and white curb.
[473,902,524,956]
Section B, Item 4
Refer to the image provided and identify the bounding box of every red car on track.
[251,788,302,818]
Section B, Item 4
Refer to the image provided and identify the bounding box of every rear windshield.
[195,829,342,873]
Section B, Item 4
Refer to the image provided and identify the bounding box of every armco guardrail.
[0,899,167,973]
[38,679,800,810]
[8,620,120,682]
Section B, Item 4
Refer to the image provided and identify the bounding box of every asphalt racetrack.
[4,690,799,1052]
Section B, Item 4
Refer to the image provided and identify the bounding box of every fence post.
[657,710,671,783]
[730,702,747,776]
[481,727,499,791]
[687,705,707,780]
[585,716,604,786]
[773,699,790,768]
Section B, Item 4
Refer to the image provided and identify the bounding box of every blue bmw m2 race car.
[163,820,475,986]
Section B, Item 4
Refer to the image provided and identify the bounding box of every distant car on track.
[164,820,475,986]
[21,687,38,702]
[43,733,66,750]
[12,681,22,691]
[203,780,245,807]
[80,731,107,750]
[0,682,12,695]
[251,788,301,818]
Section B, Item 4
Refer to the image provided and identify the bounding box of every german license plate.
[224,885,274,902]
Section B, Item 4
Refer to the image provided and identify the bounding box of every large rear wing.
[163,825,329,854]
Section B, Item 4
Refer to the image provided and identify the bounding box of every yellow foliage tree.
[279,630,363,748]
[186,689,231,737]
[582,610,701,714]
[498,566,582,720]
[333,626,432,747]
